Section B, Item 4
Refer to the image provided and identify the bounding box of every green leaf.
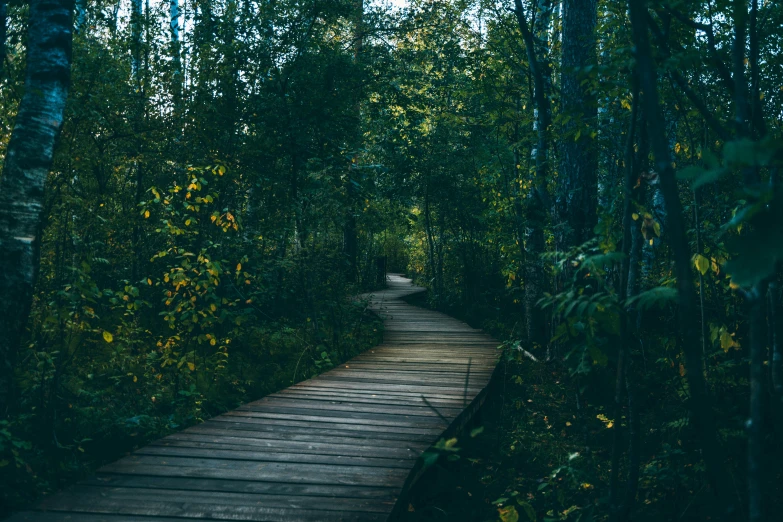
[626,287,678,311]
[720,331,738,352]
[723,138,777,167]
[499,506,519,522]
[516,501,537,522]
[723,195,783,287]
[692,254,710,276]
[677,165,727,189]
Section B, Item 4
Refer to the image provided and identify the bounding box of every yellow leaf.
[133,375,138,383]
[692,254,710,276]
[499,506,519,522]
[720,331,738,352]
[144,210,150,219]
[236,263,242,271]
[632,212,639,221]
[102,331,113,343]
[218,165,226,176]
[187,362,195,371]
[674,143,682,154]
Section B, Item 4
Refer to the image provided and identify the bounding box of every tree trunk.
[170,0,182,108]
[0,0,6,78]
[75,0,86,33]
[628,1,736,516]
[131,0,143,84]
[747,289,765,522]
[343,0,363,283]
[558,0,597,249]
[628,117,647,301]
[609,75,639,520]
[514,0,551,350]
[772,282,783,402]
[748,0,765,137]
[0,0,74,417]
[424,183,438,303]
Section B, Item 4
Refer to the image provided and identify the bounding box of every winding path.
[8,275,499,522]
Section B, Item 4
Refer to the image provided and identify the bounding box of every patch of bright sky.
[373,0,409,11]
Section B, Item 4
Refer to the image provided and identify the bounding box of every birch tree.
[0,0,74,416]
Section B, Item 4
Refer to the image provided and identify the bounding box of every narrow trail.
[8,274,499,522]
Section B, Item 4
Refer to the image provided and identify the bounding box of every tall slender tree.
[558,0,597,249]
[0,0,75,416]
[344,0,363,283]
[513,0,551,350]
[628,1,735,516]
[170,0,182,107]
[0,0,7,78]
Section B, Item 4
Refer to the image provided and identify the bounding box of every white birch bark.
[0,0,74,415]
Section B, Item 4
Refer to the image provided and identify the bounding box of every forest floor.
[398,289,607,522]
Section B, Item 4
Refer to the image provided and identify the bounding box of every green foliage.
[2,0,783,520]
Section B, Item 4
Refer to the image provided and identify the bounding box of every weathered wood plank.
[9,274,498,522]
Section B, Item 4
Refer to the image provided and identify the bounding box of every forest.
[0,0,782,520]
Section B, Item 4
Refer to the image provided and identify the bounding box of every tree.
[557,0,597,249]
[628,0,735,516]
[513,0,551,350]
[0,0,7,78]
[0,0,75,416]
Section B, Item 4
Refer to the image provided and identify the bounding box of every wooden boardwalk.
[8,275,499,522]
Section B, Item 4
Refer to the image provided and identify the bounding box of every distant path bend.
[8,274,499,522]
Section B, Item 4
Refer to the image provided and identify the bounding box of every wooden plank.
[80,474,400,499]
[10,274,498,522]
[155,433,426,459]
[100,456,410,487]
[37,485,394,515]
[135,446,414,469]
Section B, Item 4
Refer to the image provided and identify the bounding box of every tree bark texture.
[514,0,550,349]
[170,0,182,104]
[0,0,74,416]
[558,0,597,249]
[343,0,363,283]
[0,0,7,78]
